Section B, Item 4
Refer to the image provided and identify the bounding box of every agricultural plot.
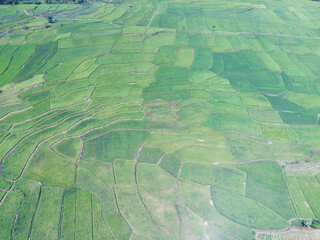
[0,0,320,239]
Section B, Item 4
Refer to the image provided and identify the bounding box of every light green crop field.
[0,0,320,239]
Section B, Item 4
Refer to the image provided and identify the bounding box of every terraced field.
[0,0,320,239]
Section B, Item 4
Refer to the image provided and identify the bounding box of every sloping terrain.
[0,0,320,239]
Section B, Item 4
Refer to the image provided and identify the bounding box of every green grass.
[52,137,82,161]
[219,50,268,71]
[0,176,13,190]
[81,120,149,141]
[31,186,63,239]
[0,192,23,239]
[78,160,114,186]
[51,87,93,109]
[0,45,19,76]
[284,92,320,108]
[46,56,90,82]
[262,124,299,141]
[75,189,93,240]
[77,165,117,214]
[93,104,142,118]
[297,176,320,218]
[176,204,208,240]
[180,180,253,239]
[239,161,295,219]
[230,146,276,162]
[24,89,55,105]
[153,46,178,66]
[92,84,131,98]
[15,42,58,83]
[0,44,35,86]
[92,196,114,240]
[60,187,77,240]
[205,113,262,137]
[175,47,193,68]
[114,185,174,239]
[64,112,144,137]
[159,153,181,177]
[239,92,272,107]
[286,176,315,218]
[82,130,149,162]
[247,107,282,123]
[144,32,176,53]
[3,100,50,123]
[210,187,290,230]
[104,213,132,240]
[24,148,75,188]
[177,145,234,163]
[114,159,136,186]
[0,190,5,201]
[137,146,164,164]
[140,189,180,235]
[180,162,246,195]
[17,80,61,99]
[137,164,179,202]
[191,48,212,70]
[12,179,41,240]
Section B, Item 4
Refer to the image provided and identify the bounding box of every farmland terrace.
[0,0,320,239]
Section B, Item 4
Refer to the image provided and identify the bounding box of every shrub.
[47,16,54,24]
[311,219,320,229]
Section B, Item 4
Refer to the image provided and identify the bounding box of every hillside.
[0,0,320,239]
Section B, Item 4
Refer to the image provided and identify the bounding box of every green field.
[0,0,320,239]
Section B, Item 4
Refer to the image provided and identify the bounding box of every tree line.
[0,0,87,4]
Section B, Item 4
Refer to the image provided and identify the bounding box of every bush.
[311,219,320,229]
[291,219,304,227]
[295,219,320,229]
[302,219,312,227]
[47,16,54,24]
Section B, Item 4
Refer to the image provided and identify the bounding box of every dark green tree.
[47,16,54,23]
